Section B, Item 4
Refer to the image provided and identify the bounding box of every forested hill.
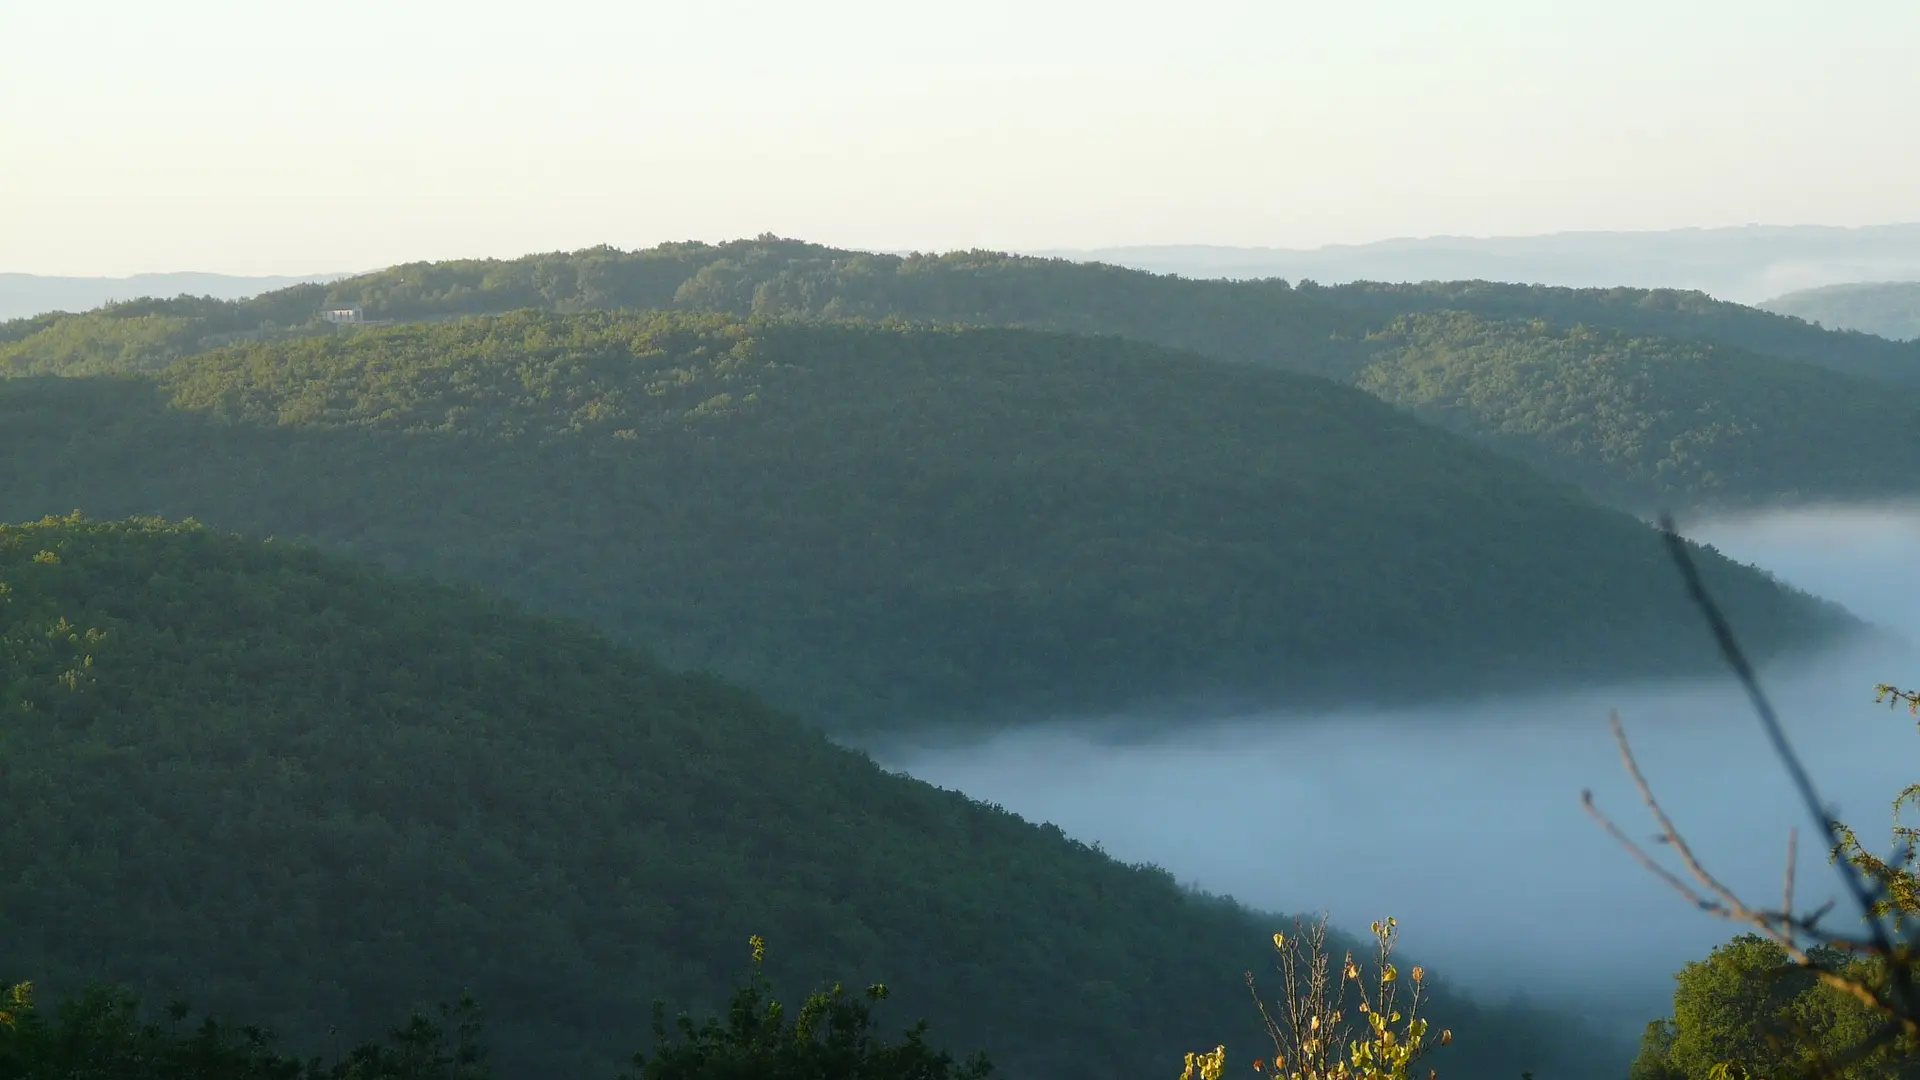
[0,514,1606,1080]
[1315,278,1920,385]
[9,239,1920,513]
[1759,280,1920,342]
[0,240,1359,378]
[0,314,1854,732]
[1352,313,1920,512]
[10,238,1916,385]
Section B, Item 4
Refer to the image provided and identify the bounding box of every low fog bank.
[1685,501,1920,635]
[875,503,1920,1040]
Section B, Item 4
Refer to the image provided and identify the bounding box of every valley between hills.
[4,239,1917,1079]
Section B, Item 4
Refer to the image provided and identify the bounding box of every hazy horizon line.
[13,220,1920,282]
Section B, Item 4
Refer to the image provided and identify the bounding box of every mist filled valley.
[875,502,1920,1042]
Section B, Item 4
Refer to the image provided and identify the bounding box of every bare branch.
[1580,786,1717,915]
[1655,517,1907,972]
[1784,826,1798,950]
[1576,516,1920,1078]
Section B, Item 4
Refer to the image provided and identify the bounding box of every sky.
[4,0,1919,275]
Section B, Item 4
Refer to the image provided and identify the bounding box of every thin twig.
[1574,517,1920,1077]
[1579,785,1716,914]
[1614,711,1746,911]
[1587,726,1914,1025]
[1784,826,1798,949]
[1656,516,1900,969]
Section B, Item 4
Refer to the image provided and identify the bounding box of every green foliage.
[0,239,1360,382]
[625,938,992,1080]
[1629,1020,1683,1080]
[1319,280,1920,386]
[10,239,1919,514]
[1632,935,1917,1080]
[1833,686,1920,928]
[0,314,1853,731]
[1350,312,1920,512]
[0,514,1608,1080]
[0,311,210,376]
[0,945,991,1080]
[1218,916,1452,1080]
[1760,283,1920,344]
[0,978,491,1080]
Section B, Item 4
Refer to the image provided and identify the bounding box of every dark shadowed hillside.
[0,313,1853,732]
[0,514,1608,1080]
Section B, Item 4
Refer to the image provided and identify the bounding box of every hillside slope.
[0,314,1854,731]
[13,238,1917,385]
[1351,313,1920,512]
[0,241,1361,379]
[1317,278,1920,385]
[9,240,1918,514]
[1759,280,1920,342]
[0,515,1601,1080]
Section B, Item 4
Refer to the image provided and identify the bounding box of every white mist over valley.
[876,503,1920,1039]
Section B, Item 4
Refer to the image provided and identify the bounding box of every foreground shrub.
[624,936,993,1080]
[1185,916,1452,1080]
[0,979,489,1079]
[0,936,990,1080]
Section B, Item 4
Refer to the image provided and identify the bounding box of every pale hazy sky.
[4,0,1917,275]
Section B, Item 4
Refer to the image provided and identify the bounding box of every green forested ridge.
[0,314,1854,731]
[1351,312,1920,512]
[0,310,217,376]
[16,239,1911,386]
[0,240,1360,379]
[1759,280,1920,343]
[9,238,1920,513]
[1314,278,1920,385]
[0,514,1603,1080]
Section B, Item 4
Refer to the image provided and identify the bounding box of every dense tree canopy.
[0,240,1360,379]
[0,940,994,1080]
[1316,279,1920,385]
[0,314,1854,731]
[1628,935,1918,1080]
[1352,312,1920,512]
[0,981,495,1080]
[0,515,1603,1080]
[8,239,1919,514]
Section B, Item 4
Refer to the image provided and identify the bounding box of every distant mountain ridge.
[0,270,352,321]
[1039,224,1920,303]
[1760,280,1920,341]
